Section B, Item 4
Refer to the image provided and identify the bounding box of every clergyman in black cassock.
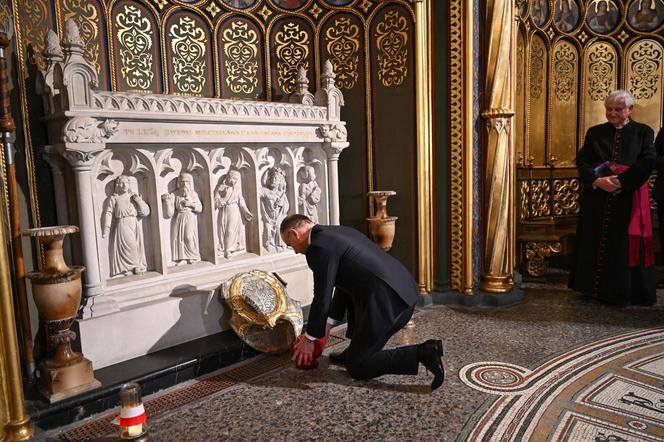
[569,90,656,306]
[281,214,445,390]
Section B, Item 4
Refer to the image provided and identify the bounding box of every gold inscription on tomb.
[116,4,154,91]
[223,21,259,96]
[275,22,309,95]
[375,10,409,87]
[170,15,207,95]
[325,16,360,90]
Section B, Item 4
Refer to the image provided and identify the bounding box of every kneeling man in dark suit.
[281,214,445,391]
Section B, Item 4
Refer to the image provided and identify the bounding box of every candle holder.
[23,225,100,402]
[366,191,398,251]
[118,383,149,440]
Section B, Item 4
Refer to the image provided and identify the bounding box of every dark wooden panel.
[369,4,417,274]
[320,12,368,233]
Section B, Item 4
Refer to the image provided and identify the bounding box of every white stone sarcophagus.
[38,21,347,369]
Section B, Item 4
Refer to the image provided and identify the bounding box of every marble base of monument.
[40,357,101,403]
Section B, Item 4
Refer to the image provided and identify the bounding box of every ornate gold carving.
[116,4,154,91]
[308,3,323,19]
[325,17,360,90]
[525,241,561,277]
[448,0,464,291]
[552,178,579,216]
[222,21,259,95]
[529,180,550,217]
[529,38,545,99]
[516,37,524,96]
[275,22,309,95]
[228,270,287,328]
[553,41,576,102]
[20,0,49,68]
[169,16,207,95]
[519,180,530,220]
[63,0,101,75]
[360,0,373,14]
[258,5,274,21]
[375,10,409,87]
[587,43,616,101]
[628,40,662,100]
[206,1,222,18]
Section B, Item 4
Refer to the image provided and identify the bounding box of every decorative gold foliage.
[20,0,49,68]
[275,22,309,95]
[223,21,259,95]
[169,15,207,95]
[325,16,360,90]
[529,38,545,99]
[552,178,579,216]
[375,10,408,87]
[553,41,576,102]
[628,39,662,100]
[63,0,101,74]
[116,4,155,91]
[587,43,616,101]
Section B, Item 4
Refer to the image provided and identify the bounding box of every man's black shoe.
[419,339,445,391]
[328,350,347,365]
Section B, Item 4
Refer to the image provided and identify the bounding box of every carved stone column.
[322,140,349,225]
[43,146,69,228]
[61,148,103,302]
[480,0,516,293]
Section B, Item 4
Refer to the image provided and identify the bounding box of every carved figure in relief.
[297,165,321,223]
[101,175,150,277]
[260,167,289,252]
[162,173,203,265]
[214,169,253,258]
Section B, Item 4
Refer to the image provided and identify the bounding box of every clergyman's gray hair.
[605,90,635,108]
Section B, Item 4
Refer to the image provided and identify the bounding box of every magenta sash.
[610,163,654,267]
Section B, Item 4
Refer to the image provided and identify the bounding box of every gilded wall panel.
[17,0,53,69]
[269,18,314,100]
[164,11,215,96]
[549,40,578,167]
[626,39,664,131]
[369,4,417,273]
[583,41,618,135]
[321,14,361,90]
[60,0,108,90]
[218,17,264,99]
[516,29,526,165]
[110,1,161,93]
[528,35,547,167]
[374,8,409,88]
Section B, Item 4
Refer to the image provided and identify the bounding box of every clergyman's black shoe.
[419,339,445,391]
[328,350,347,365]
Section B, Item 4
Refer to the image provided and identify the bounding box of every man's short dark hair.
[280,214,313,234]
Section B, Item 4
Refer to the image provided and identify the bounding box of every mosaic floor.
[44,274,664,441]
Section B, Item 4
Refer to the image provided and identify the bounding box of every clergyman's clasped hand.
[593,175,622,193]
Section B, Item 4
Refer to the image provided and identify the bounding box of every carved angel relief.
[297,165,321,223]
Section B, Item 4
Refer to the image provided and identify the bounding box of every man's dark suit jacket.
[304,224,418,340]
[654,127,664,200]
